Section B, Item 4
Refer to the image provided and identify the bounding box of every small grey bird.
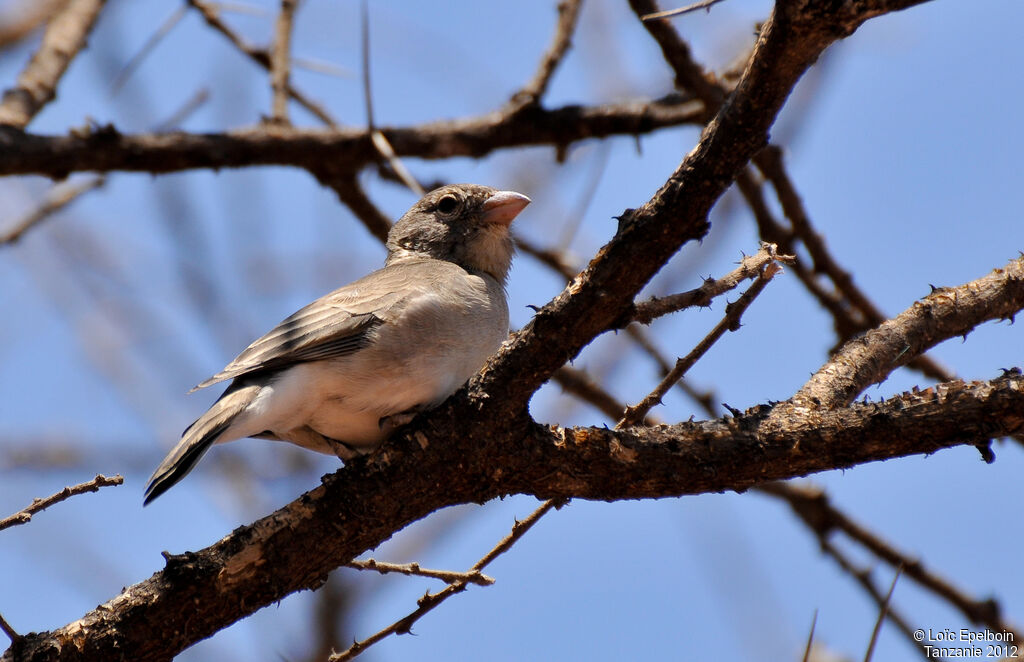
[144,184,529,504]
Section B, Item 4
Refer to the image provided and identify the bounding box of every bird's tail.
[144,384,259,505]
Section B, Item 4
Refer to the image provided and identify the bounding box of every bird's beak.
[481,190,531,227]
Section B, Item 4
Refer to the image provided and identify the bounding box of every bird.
[144,184,530,504]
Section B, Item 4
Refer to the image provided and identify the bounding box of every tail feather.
[144,385,257,505]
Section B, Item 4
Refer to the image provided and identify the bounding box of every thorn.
[975,442,995,464]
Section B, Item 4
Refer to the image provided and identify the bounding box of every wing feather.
[190,264,435,391]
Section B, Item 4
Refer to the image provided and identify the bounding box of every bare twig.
[801,610,817,662]
[269,0,299,124]
[630,243,791,325]
[553,365,656,424]
[311,171,391,242]
[110,6,187,93]
[346,559,494,586]
[641,0,727,21]
[759,482,1022,639]
[186,0,335,126]
[330,499,564,661]
[864,566,902,662]
[153,88,211,132]
[359,0,422,195]
[0,474,123,532]
[619,261,783,427]
[0,176,106,245]
[822,540,930,660]
[0,0,108,128]
[510,0,583,108]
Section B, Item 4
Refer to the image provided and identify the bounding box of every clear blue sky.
[2,1,1023,660]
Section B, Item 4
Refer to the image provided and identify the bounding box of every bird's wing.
[190,265,425,391]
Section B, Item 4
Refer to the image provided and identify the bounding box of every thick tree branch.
[6,374,1022,662]
[0,96,705,179]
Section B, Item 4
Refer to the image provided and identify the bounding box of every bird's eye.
[437,194,460,214]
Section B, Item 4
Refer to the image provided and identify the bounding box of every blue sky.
[2,1,1023,660]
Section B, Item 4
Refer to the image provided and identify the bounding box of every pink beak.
[481,190,531,227]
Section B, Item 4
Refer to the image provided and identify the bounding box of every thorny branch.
[345,559,494,587]
[618,260,784,427]
[629,0,951,383]
[628,243,791,325]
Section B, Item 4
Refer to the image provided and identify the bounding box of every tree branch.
[5,374,1022,662]
[0,474,123,532]
[790,255,1024,410]
[509,0,583,108]
[0,0,107,128]
[0,96,705,179]
[268,0,298,124]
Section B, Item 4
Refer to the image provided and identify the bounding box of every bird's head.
[385,184,530,284]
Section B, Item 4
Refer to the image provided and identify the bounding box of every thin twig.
[822,539,931,660]
[0,177,107,245]
[153,88,211,132]
[186,0,335,126]
[346,559,494,586]
[801,610,817,662]
[554,365,656,424]
[111,6,188,93]
[359,0,422,195]
[269,0,299,124]
[630,243,791,324]
[625,325,719,416]
[330,499,565,661]
[0,0,108,128]
[0,474,124,532]
[618,261,783,427]
[759,482,1021,639]
[641,0,727,21]
[510,0,583,108]
[864,565,902,662]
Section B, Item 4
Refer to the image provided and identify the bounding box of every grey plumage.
[145,184,529,504]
